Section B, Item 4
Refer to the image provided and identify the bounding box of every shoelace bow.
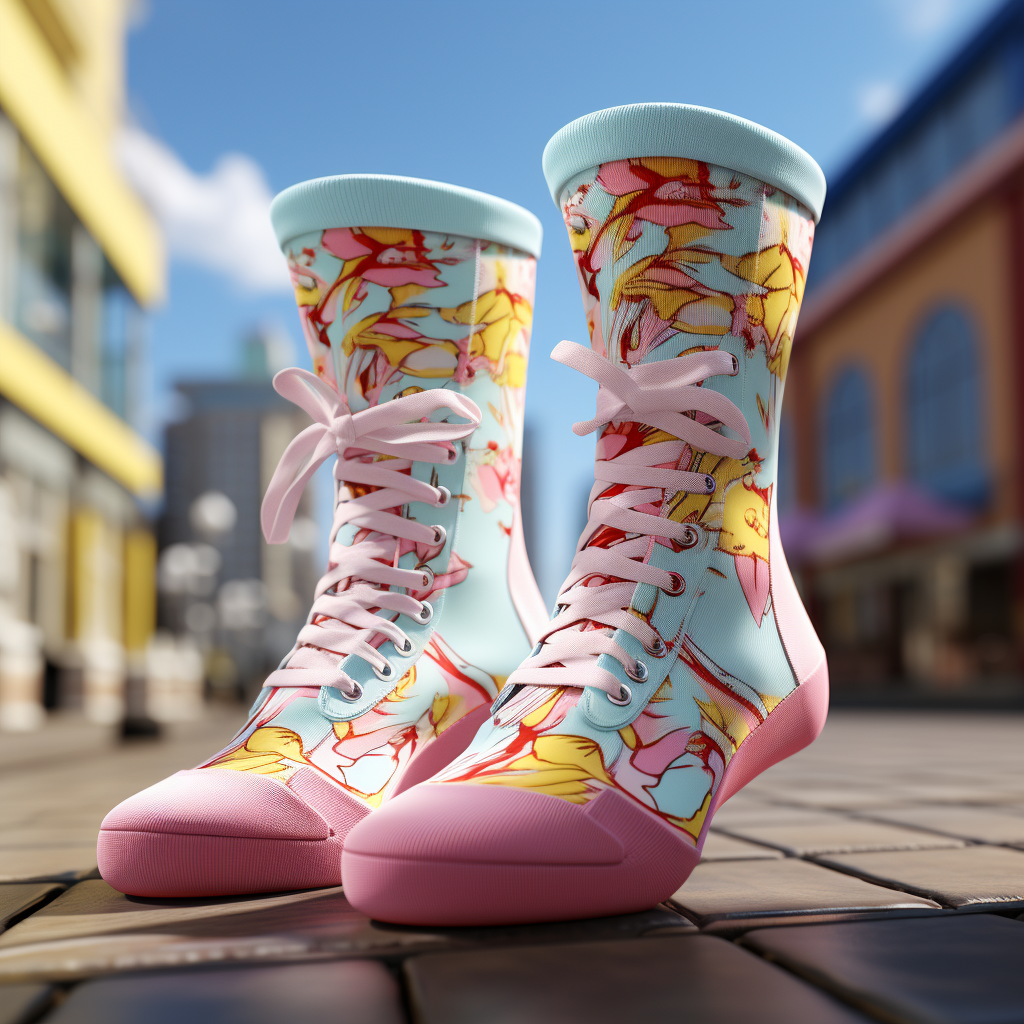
[259,368,481,697]
[506,341,751,701]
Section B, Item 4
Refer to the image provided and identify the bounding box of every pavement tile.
[715,817,964,856]
[0,983,54,1024]
[742,914,1024,1024]
[893,784,1024,806]
[0,882,445,981]
[0,848,97,884]
[862,804,1024,845]
[669,857,940,929]
[816,846,1024,909]
[0,885,63,932]
[700,833,783,862]
[405,935,871,1024]
[708,805,840,827]
[388,905,697,945]
[742,781,862,798]
[41,960,404,1024]
[0,880,692,982]
[0,825,101,849]
[761,789,912,811]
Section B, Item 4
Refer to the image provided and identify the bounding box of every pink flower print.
[470,442,520,514]
[594,159,736,239]
[629,727,693,779]
[321,227,448,292]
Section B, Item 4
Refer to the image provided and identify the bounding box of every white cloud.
[901,0,954,37]
[118,126,290,294]
[857,79,905,125]
[890,0,958,37]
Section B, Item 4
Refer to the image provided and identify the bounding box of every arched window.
[906,306,987,505]
[822,367,876,509]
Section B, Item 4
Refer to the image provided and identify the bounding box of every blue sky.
[125,0,1005,601]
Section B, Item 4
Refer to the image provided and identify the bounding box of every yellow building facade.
[0,0,164,728]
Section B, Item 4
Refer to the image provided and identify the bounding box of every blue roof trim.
[824,0,1024,209]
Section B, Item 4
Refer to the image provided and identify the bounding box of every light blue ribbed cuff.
[542,104,826,222]
[271,174,543,257]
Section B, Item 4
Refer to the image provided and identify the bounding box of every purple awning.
[780,482,973,564]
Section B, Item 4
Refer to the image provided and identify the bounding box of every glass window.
[101,262,133,421]
[821,366,876,509]
[12,130,143,425]
[15,141,73,368]
[906,305,988,505]
[806,46,1015,296]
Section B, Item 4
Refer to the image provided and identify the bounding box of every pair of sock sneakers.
[98,102,828,926]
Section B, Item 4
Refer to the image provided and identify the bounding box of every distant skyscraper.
[161,330,320,685]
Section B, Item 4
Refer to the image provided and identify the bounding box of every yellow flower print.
[722,474,774,624]
[206,726,310,780]
[665,453,751,529]
[341,308,461,380]
[720,475,770,562]
[441,264,533,387]
[381,668,419,704]
[472,734,614,803]
[431,691,468,735]
[721,242,806,380]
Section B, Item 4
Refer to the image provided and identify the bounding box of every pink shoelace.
[506,341,751,702]
[259,368,481,698]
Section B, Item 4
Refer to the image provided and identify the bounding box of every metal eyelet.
[446,445,459,463]
[418,565,435,590]
[434,485,451,508]
[730,354,739,374]
[415,601,433,624]
[339,681,363,703]
[644,636,667,658]
[704,475,716,493]
[431,525,447,545]
[681,525,700,548]
[398,637,413,654]
[626,660,649,684]
[373,660,395,681]
[607,684,633,706]
[530,642,543,657]
[662,572,685,596]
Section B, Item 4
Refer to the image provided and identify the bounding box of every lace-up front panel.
[507,341,750,700]
[433,157,816,847]
[200,223,542,810]
[260,367,481,699]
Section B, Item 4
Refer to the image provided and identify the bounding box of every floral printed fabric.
[434,158,816,846]
[200,227,538,809]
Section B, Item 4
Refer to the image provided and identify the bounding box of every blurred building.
[159,332,320,696]
[0,0,163,727]
[787,0,1024,694]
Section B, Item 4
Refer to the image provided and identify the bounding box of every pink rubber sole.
[342,782,697,926]
[341,659,829,926]
[97,830,345,898]
[96,702,496,899]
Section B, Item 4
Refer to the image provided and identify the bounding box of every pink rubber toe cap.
[341,783,697,926]
[345,782,624,865]
[97,768,355,898]
[100,769,331,841]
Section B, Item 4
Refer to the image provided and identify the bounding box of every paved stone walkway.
[1,707,1023,1023]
